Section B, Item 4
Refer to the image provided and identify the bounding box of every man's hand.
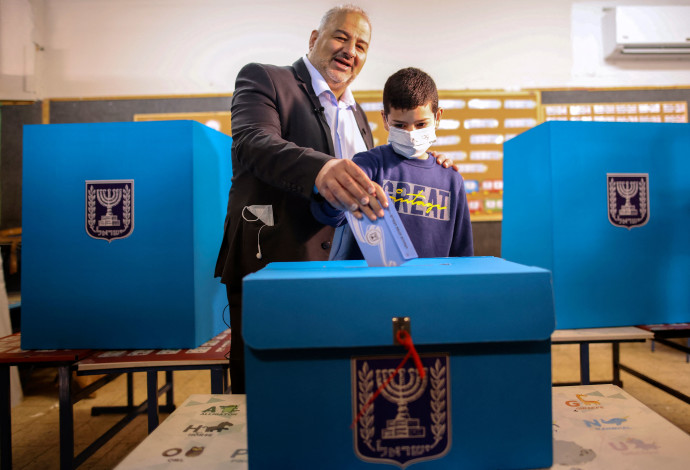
[350,182,388,221]
[315,159,388,220]
[430,150,461,172]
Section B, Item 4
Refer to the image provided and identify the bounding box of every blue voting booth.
[243,257,555,469]
[21,121,231,349]
[503,122,690,329]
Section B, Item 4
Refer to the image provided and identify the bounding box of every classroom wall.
[0,0,37,100]
[4,0,690,100]
[2,0,689,251]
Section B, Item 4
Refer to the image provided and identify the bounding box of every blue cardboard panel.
[243,257,555,349]
[245,341,552,469]
[501,123,555,271]
[21,121,231,349]
[243,256,555,469]
[192,123,233,346]
[503,122,690,329]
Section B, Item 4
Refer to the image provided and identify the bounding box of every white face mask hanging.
[242,205,274,259]
[387,126,437,159]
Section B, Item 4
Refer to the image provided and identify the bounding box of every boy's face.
[382,104,443,133]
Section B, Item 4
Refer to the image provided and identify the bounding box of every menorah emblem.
[352,355,450,467]
[607,173,649,229]
[96,188,123,227]
[615,181,639,216]
[376,367,428,439]
[86,179,135,242]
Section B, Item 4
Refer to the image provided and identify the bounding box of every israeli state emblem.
[352,354,451,468]
[607,173,649,229]
[85,180,134,242]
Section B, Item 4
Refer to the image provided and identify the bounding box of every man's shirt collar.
[302,55,356,108]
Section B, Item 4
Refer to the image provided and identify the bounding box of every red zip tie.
[351,329,425,428]
[397,329,425,380]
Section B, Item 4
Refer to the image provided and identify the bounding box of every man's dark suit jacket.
[215,58,374,292]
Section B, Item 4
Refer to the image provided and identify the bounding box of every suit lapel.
[292,59,335,156]
[352,103,374,150]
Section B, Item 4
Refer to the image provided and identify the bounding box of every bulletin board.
[354,90,541,222]
[47,95,233,124]
[543,100,687,123]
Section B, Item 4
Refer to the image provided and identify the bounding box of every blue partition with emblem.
[243,257,555,470]
[502,121,690,329]
[21,121,231,349]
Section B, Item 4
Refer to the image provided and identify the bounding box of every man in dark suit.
[215,5,386,393]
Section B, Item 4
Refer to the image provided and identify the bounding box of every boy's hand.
[430,150,461,172]
[315,159,388,219]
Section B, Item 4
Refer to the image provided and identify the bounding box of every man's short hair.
[383,67,439,115]
[318,4,371,33]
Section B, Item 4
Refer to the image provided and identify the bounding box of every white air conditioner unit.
[603,6,690,60]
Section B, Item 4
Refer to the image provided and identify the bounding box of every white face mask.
[387,125,437,159]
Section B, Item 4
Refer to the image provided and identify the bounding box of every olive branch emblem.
[122,185,131,229]
[429,358,447,447]
[638,178,647,218]
[608,178,618,218]
[87,186,97,230]
[358,362,376,451]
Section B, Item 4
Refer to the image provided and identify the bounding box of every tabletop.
[0,333,91,364]
[76,330,230,371]
[115,384,690,469]
[551,326,653,343]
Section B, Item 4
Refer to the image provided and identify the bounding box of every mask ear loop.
[242,206,267,259]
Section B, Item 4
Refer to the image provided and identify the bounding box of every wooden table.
[551,326,653,386]
[116,385,690,469]
[619,323,690,405]
[115,394,247,470]
[0,329,231,469]
[76,329,231,433]
[552,384,690,469]
[0,333,92,470]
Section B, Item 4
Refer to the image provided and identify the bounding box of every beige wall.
[2,0,689,100]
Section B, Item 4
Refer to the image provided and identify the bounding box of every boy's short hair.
[382,67,438,115]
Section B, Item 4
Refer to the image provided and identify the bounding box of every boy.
[312,67,474,259]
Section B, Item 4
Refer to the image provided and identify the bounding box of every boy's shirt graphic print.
[382,180,451,221]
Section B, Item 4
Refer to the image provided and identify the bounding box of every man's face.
[307,11,371,98]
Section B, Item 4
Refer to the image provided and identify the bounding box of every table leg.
[127,372,134,407]
[224,366,230,394]
[58,366,74,470]
[165,371,173,410]
[210,366,223,394]
[147,370,159,434]
[1,365,11,470]
[612,342,622,387]
[579,342,590,385]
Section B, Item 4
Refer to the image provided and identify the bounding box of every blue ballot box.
[243,257,555,469]
[21,121,231,349]
[502,121,690,329]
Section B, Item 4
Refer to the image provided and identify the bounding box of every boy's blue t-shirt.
[312,144,474,259]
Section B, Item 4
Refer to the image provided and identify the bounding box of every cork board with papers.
[543,101,687,123]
